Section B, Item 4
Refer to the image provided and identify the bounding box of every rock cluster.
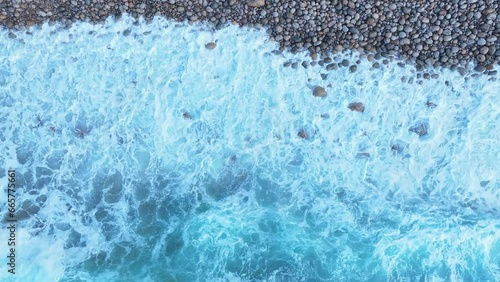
[1,0,498,74]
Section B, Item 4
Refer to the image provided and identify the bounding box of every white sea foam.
[0,15,499,281]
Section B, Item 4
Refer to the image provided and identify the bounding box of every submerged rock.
[391,144,403,154]
[298,130,308,139]
[426,101,437,108]
[205,171,248,201]
[348,102,365,112]
[312,86,327,97]
[356,152,371,158]
[390,140,409,155]
[409,121,429,137]
[205,42,217,50]
[480,180,490,187]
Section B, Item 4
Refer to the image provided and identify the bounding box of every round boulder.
[313,86,327,97]
[205,42,217,50]
[348,102,365,112]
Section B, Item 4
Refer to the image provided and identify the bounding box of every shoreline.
[0,0,498,76]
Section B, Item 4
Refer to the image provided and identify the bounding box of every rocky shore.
[1,0,498,75]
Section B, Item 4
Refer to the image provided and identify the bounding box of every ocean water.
[0,15,499,282]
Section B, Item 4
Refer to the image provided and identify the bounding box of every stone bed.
[1,0,498,76]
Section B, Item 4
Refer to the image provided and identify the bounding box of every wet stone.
[205,42,217,50]
[298,130,308,139]
[348,102,365,113]
[247,0,265,8]
[409,121,429,137]
[426,101,437,108]
[326,63,337,71]
[312,86,327,97]
[391,144,404,154]
[474,65,486,72]
[356,152,371,158]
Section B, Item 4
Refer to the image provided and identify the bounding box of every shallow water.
[0,16,499,282]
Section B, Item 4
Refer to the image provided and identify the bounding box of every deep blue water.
[0,16,499,281]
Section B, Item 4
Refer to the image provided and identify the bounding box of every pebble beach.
[1,0,499,76]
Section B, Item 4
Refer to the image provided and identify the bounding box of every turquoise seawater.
[0,16,499,281]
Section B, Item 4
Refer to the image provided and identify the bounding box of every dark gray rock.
[348,102,365,112]
[312,86,327,97]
